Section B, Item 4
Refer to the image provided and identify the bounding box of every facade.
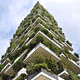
[0,1,80,80]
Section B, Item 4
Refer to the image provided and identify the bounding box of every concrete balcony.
[24,43,60,64]
[65,42,73,51]
[0,63,11,73]
[37,23,56,38]
[2,58,9,65]
[60,53,80,74]
[33,23,66,49]
[4,64,14,76]
[26,31,61,50]
[32,17,60,40]
[68,50,79,62]
[58,69,69,79]
[4,49,28,76]
[53,38,64,47]
[12,68,27,80]
[33,17,47,27]
[27,68,64,80]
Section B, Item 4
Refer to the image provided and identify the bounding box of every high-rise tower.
[0,2,80,80]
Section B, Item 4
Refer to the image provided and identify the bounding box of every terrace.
[58,69,69,79]
[27,68,63,80]
[1,63,11,73]
[12,68,27,80]
[23,43,60,64]
[4,49,28,76]
[60,53,80,74]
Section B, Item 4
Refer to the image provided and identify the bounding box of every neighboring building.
[0,1,80,80]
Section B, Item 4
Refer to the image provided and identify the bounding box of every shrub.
[26,63,48,75]
[29,33,35,39]
[0,62,8,72]
[43,41,52,49]
[34,27,40,33]
[66,40,72,46]
[8,45,27,62]
[43,41,61,56]
[32,18,36,23]
[47,33,53,40]
[35,18,42,26]
[34,54,45,64]
[68,70,80,80]
[8,42,16,52]
[46,58,58,74]
[42,23,49,29]
[0,64,5,72]
[16,29,23,37]
[57,62,64,73]
[1,54,6,59]
[13,59,24,72]
[19,38,26,47]
[33,63,48,72]
[16,74,26,80]
[59,37,65,42]
[36,36,44,43]
[50,26,55,31]
[26,54,59,75]
[27,42,37,51]
[74,53,79,58]
[41,29,48,34]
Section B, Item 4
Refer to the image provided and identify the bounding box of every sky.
[0,0,80,59]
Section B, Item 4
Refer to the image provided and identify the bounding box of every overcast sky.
[0,0,80,59]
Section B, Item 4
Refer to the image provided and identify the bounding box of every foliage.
[41,29,48,34]
[12,59,24,72]
[7,42,16,53]
[34,54,45,64]
[26,63,48,75]
[27,42,37,51]
[26,54,58,75]
[1,54,6,59]
[16,74,26,80]
[66,40,72,46]
[0,73,9,80]
[74,53,79,58]
[46,58,58,74]
[43,41,61,56]
[0,61,8,72]
[47,33,53,40]
[8,45,27,63]
[68,70,80,80]
[34,27,40,33]
[41,28,53,40]
[57,61,64,73]
[36,36,44,43]
[29,33,35,40]
[16,29,23,37]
